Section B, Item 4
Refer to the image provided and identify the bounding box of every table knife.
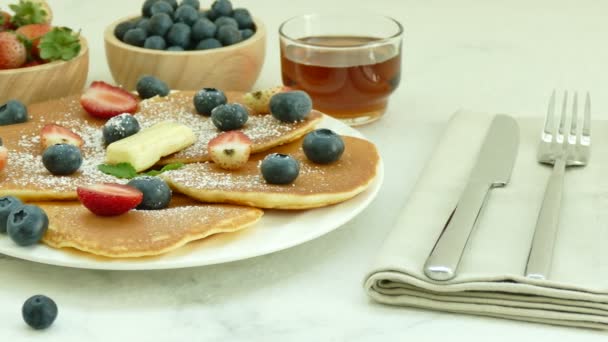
[424,115,520,281]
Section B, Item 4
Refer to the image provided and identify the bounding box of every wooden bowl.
[104,16,266,91]
[0,38,89,105]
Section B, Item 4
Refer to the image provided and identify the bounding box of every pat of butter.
[106,121,196,172]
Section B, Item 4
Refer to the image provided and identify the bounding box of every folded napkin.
[364,111,608,329]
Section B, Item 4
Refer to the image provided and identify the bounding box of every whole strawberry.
[0,11,14,30]
[16,23,51,59]
[0,32,26,69]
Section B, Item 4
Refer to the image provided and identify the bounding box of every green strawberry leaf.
[98,163,137,179]
[39,27,81,61]
[142,163,185,177]
[0,14,4,26]
[9,0,47,27]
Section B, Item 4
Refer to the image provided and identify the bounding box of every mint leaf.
[143,163,185,177]
[98,163,137,179]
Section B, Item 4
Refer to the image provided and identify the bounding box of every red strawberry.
[0,11,14,30]
[0,144,8,172]
[40,124,84,150]
[242,86,291,114]
[80,81,138,119]
[0,32,26,69]
[77,183,143,216]
[208,131,252,170]
[21,59,44,68]
[16,23,51,58]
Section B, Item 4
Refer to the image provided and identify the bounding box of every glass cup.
[279,13,403,126]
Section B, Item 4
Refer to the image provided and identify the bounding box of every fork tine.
[583,92,591,138]
[543,90,556,137]
[570,92,578,144]
[558,91,568,143]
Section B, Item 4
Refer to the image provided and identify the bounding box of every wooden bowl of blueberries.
[104,0,266,92]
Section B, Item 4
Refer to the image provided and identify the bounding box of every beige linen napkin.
[364,111,608,329]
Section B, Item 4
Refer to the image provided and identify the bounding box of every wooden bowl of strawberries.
[0,0,89,105]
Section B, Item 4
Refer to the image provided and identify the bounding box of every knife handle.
[524,159,566,280]
[424,181,491,281]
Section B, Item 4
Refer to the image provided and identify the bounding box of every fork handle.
[525,158,567,280]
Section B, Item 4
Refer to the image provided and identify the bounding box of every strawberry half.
[77,183,143,216]
[242,86,290,114]
[0,139,8,172]
[16,23,51,59]
[40,124,84,150]
[0,32,26,69]
[208,131,252,170]
[80,81,138,119]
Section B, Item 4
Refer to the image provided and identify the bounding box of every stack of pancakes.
[0,91,380,258]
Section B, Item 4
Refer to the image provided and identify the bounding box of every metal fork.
[525,91,591,280]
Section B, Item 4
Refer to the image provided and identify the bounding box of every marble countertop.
[2,0,608,340]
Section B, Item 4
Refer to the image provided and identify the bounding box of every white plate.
[0,116,383,270]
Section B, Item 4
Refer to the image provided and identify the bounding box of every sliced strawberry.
[80,81,138,119]
[40,124,84,150]
[242,86,290,114]
[77,183,143,216]
[0,32,26,69]
[0,145,8,172]
[16,23,51,58]
[208,131,252,170]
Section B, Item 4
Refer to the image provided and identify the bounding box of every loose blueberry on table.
[22,295,58,330]
[116,0,256,51]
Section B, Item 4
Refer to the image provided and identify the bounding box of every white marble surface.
[1,0,608,340]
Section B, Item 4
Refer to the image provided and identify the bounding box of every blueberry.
[7,205,48,246]
[302,129,345,164]
[22,295,58,330]
[211,103,248,131]
[136,18,151,33]
[0,196,22,233]
[211,0,232,16]
[214,16,238,29]
[136,75,170,100]
[166,23,191,48]
[174,5,199,26]
[0,100,28,126]
[206,9,220,21]
[260,154,300,185]
[232,8,253,29]
[114,21,136,40]
[191,18,217,41]
[142,0,160,17]
[195,38,221,50]
[148,13,173,36]
[143,35,166,50]
[166,45,184,51]
[42,144,82,175]
[127,176,171,210]
[193,88,227,115]
[269,91,312,123]
[216,25,241,46]
[150,1,174,16]
[240,28,254,40]
[163,0,178,9]
[123,28,148,47]
[181,0,200,10]
[102,114,141,145]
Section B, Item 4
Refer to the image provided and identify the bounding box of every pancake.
[39,194,263,258]
[161,136,381,209]
[0,91,321,201]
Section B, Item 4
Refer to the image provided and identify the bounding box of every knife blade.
[424,114,520,281]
